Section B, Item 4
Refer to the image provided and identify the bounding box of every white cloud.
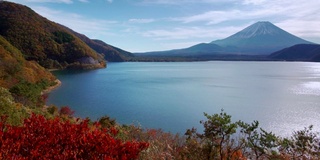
[242,0,266,5]
[140,0,237,5]
[251,0,320,43]
[170,0,319,24]
[142,26,245,41]
[78,0,89,3]
[164,0,320,43]
[172,6,282,25]
[129,18,155,24]
[160,41,207,50]
[8,0,74,4]
[32,6,117,36]
[276,20,320,43]
[6,0,320,51]
[174,10,241,24]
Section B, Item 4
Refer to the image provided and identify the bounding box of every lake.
[47,61,320,137]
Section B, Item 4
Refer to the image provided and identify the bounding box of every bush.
[118,125,186,160]
[0,114,149,159]
[0,87,28,126]
[99,115,116,128]
[47,105,58,115]
[9,79,51,106]
[59,106,74,117]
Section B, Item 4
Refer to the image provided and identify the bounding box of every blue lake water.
[47,61,320,137]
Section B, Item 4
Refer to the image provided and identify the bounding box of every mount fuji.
[137,21,314,58]
[211,21,312,55]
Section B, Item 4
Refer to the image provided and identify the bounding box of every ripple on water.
[292,81,320,96]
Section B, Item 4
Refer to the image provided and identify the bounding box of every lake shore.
[42,79,62,94]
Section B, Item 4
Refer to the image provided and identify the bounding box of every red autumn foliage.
[59,106,75,116]
[0,114,148,159]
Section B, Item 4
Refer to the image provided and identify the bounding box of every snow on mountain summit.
[234,21,283,38]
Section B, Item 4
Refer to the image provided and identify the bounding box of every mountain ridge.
[137,21,314,58]
[269,44,320,61]
[0,1,107,69]
[211,21,313,54]
[60,25,134,62]
[0,1,131,69]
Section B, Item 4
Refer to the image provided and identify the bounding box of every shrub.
[9,79,51,107]
[0,114,149,159]
[99,115,116,128]
[119,125,186,160]
[59,106,74,116]
[47,105,58,115]
[0,87,28,126]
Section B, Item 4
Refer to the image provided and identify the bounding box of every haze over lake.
[47,62,320,137]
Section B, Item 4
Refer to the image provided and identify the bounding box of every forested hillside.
[0,35,57,105]
[0,1,106,69]
[64,27,134,62]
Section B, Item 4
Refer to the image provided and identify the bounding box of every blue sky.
[6,0,320,52]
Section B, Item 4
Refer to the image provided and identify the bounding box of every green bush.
[0,87,28,126]
[9,79,51,106]
[47,105,58,115]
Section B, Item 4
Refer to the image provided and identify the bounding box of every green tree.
[185,110,240,160]
[238,120,280,159]
[280,125,320,159]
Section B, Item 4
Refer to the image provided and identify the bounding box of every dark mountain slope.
[311,54,320,62]
[269,44,320,61]
[0,1,106,69]
[62,26,134,62]
[92,39,133,60]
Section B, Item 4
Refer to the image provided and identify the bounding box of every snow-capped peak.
[232,21,283,38]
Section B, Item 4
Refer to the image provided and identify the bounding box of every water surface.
[47,61,320,137]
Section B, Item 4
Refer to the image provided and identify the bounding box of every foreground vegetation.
[0,114,148,159]
[126,110,320,159]
[1,85,319,159]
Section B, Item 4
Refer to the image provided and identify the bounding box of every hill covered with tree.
[0,1,107,69]
[64,27,134,62]
[0,35,57,105]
